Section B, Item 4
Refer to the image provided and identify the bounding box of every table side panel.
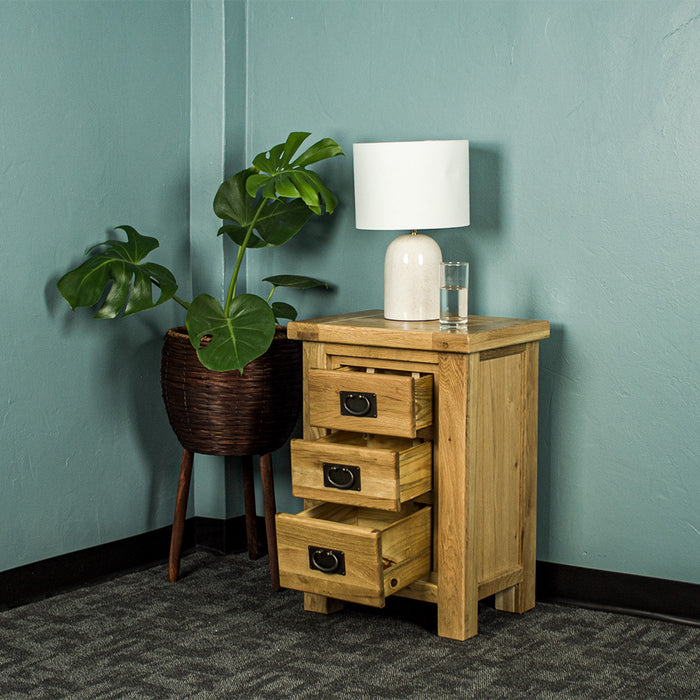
[495,341,540,613]
[476,348,524,583]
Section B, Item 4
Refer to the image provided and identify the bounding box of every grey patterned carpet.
[0,551,698,699]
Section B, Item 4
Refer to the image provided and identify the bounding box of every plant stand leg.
[241,455,259,560]
[168,448,194,582]
[259,452,280,592]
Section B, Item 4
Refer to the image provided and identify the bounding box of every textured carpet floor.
[0,551,697,699]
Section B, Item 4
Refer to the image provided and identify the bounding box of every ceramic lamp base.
[383,232,442,321]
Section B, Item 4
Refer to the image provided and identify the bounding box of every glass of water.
[439,262,469,327]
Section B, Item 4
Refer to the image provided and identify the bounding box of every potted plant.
[58,131,342,372]
[57,131,344,585]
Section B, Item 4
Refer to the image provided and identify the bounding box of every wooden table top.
[288,310,550,354]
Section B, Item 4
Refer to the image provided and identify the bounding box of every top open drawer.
[307,368,433,437]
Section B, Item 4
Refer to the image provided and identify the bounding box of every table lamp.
[353,139,470,321]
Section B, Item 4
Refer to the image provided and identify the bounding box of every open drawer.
[307,368,433,437]
[291,431,432,511]
[276,502,431,608]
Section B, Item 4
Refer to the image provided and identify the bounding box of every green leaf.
[289,171,321,214]
[57,255,112,310]
[245,173,270,199]
[215,169,313,249]
[271,301,297,322]
[274,173,301,199]
[218,197,312,248]
[303,171,339,214]
[252,132,311,173]
[280,132,312,167]
[87,224,160,261]
[218,224,270,248]
[290,137,345,168]
[244,132,344,210]
[263,275,328,290]
[93,264,130,318]
[252,142,283,173]
[56,225,177,318]
[255,199,313,246]
[186,293,276,373]
[213,168,256,224]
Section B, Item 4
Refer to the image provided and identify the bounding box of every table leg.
[241,455,259,560]
[168,448,194,582]
[260,453,280,592]
[436,352,479,640]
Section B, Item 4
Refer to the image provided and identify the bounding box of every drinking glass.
[439,262,469,327]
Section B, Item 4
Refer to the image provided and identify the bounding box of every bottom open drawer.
[276,502,431,608]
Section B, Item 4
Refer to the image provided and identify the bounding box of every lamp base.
[384,232,442,321]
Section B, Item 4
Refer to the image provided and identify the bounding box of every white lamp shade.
[353,140,469,231]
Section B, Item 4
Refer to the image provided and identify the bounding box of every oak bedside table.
[277,310,550,641]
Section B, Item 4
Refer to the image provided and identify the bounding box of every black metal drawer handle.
[340,391,377,417]
[323,463,361,491]
[308,547,346,575]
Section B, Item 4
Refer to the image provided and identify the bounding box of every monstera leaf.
[214,168,313,248]
[185,293,276,373]
[245,132,343,215]
[57,225,177,318]
[263,275,329,322]
[263,274,328,290]
[270,302,297,322]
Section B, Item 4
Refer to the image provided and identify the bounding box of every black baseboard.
[2,524,698,625]
[536,561,699,625]
[0,515,261,612]
[194,515,267,555]
[0,524,176,611]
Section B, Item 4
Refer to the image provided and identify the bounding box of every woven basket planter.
[160,326,302,456]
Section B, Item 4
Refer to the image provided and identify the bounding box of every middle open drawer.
[291,432,432,511]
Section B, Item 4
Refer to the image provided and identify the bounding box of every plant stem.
[151,278,190,309]
[224,198,267,315]
[265,286,277,304]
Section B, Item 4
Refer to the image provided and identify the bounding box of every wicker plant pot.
[160,326,302,456]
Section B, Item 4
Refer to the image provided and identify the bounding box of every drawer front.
[291,433,432,511]
[276,503,431,608]
[307,369,433,437]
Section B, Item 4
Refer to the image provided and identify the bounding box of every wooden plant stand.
[168,449,280,591]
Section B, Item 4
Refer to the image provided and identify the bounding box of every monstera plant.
[57,131,344,373]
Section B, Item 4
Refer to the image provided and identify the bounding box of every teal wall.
[1,1,190,571]
[243,0,700,585]
[2,1,698,587]
[188,0,229,520]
